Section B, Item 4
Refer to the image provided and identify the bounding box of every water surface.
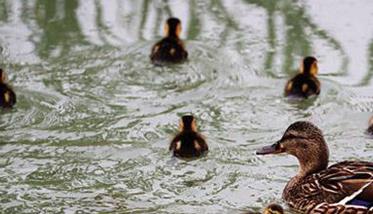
[0,0,373,213]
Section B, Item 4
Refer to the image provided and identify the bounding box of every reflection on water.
[0,0,373,213]
[34,0,86,59]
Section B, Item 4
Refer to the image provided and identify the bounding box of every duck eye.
[274,141,281,149]
[276,143,281,150]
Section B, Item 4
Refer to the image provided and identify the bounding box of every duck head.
[0,68,7,84]
[179,115,197,132]
[263,203,284,214]
[164,17,182,38]
[257,121,329,177]
[300,56,318,76]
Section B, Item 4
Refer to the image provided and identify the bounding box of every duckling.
[367,116,373,135]
[284,56,320,98]
[262,204,284,214]
[257,121,373,214]
[150,17,188,65]
[0,68,16,108]
[244,203,284,214]
[169,115,208,158]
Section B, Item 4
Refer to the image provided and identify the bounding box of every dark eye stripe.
[281,134,307,141]
[281,134,296,141]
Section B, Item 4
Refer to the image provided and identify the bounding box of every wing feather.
[289,161,373,213]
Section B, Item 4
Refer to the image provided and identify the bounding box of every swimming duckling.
[257,121,373,214]
[284,56,320,98]
[244,203,284,214]
[0,69,16,108]
[367,116,373,135]
[169,115,208,158]
[150,17,188,65]
[262,204,284,214]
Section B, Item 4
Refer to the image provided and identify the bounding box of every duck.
[0,68,16,108]
[169,115,208,158]
[256,121,373,213]
[262,204,284,214]
[367,116,373,135]
[150,17,188,65]
[284,56,320,98]
[245,203,284,214]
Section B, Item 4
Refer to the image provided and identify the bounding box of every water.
[0,0,373,213]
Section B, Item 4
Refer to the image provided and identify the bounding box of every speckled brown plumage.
[257,121,373,214]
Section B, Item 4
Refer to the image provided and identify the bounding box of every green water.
[0,0,373,213]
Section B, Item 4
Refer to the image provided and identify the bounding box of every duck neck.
[181,122,196,132]
[293,146,329,178]
[182,127,192,132]
[287,139,330,178]
[301,70,315,78]
[284,158,328,201]
[167,32,179,39]
[298,158,328,178]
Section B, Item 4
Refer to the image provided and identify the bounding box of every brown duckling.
[245,203,284,214]
[150,17,188,65]
[169,115,208,158]
[284,56,320,98]
[262,204,284,214]
[257,121,373,214]
[367,116,373,135]
[0,68,16,108]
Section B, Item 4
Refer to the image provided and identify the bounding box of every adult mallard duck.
[257,121,373,213]
[169,115,208,158]
[150,17,188,65]
[0,68,16,108]
[284,56,320,98]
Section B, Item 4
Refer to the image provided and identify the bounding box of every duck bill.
[256,143,281,155]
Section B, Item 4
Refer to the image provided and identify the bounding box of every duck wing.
[195,134,208,152]
[301,161,373,213]
[169,133,181,151]
[318,161,373,202]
